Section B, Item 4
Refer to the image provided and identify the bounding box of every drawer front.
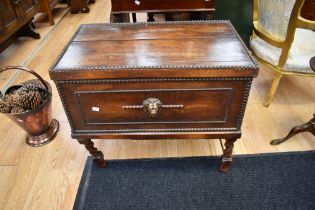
[111,0,215,12]
[57,78,251,133]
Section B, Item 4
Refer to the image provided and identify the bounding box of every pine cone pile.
[0,85,49,114]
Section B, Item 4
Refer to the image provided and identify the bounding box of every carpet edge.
[73,156,93,210]
[82,150,315,163]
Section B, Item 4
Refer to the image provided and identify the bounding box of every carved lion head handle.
[122,98,184,118]
[142,98,163,118]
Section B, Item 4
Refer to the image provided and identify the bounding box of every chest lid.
[50,21,258,80]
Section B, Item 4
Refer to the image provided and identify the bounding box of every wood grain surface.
[0,1,314,209]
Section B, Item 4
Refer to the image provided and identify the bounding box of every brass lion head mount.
[142,98,162,118]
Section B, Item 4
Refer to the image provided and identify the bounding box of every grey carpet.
[74,151,315,210]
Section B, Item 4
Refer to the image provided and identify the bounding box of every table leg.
[41,0,55,25]
[110,13,130,23]
[220,137,237,173]
[132,13,137,22]
[147,13,155,22]
[77,139,107,168]
[270,114,315,145]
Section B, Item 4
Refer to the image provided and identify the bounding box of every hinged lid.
[50,21,258,80]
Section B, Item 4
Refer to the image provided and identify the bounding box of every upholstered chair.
[250,0,315,107]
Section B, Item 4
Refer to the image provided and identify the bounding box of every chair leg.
[264,71,283,107]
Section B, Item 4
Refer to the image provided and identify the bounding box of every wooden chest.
[50,21,258,172]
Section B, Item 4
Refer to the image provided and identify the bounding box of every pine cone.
[12,91,42,110]
[40,90,49,102]
[0,98,11,113]
[11,106,24,114]
[9,93,23,108]
[15,85,40,96]
[28,91,42,109]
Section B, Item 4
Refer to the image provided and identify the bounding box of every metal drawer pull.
[122,98,183,118]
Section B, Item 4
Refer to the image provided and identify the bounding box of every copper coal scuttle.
[0,66,59,147]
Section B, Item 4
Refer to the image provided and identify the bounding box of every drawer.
[58,78,251,133]
[111,0,215,12]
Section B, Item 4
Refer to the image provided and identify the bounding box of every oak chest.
[50,21,258,172]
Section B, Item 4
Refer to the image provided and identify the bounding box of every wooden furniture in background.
[69,0,95,14]
[270,56,315,145]
[110,0,215,22]
[0,0,40,52]
[50,21,258,173]
[38,0,63,25]
[301,0,315,21]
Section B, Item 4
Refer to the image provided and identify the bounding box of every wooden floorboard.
[0,1,314,209]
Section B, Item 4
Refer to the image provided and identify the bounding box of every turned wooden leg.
[110,13,130,23]
[270,114,315,145]
[42,0,55,25]
[18,20,40,39]
[220,138,237,173]
[132,13,137,23]
[147,13,155,22]
[77,139,107,168]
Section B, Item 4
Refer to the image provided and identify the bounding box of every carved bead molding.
[122,97,184,118]
[60,77,252,85]
[74,127,239,134]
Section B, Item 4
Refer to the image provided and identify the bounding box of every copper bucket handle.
[0,66,49,92]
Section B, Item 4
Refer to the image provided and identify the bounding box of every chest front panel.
[57,78,251,133]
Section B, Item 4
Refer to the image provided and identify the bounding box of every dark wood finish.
[270,114,315,145]
[132,12,137,22]
[69,0,95,14]
[78,139,107,167]
[39,0,63,25]
[110,0,215,23]
[270,57,315,145]
[301,0,315,21]
[50,21,258,172]
[0,0,20,33]
[220,137,237,173]
[0,0,40,52]
[111,0,215,13]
